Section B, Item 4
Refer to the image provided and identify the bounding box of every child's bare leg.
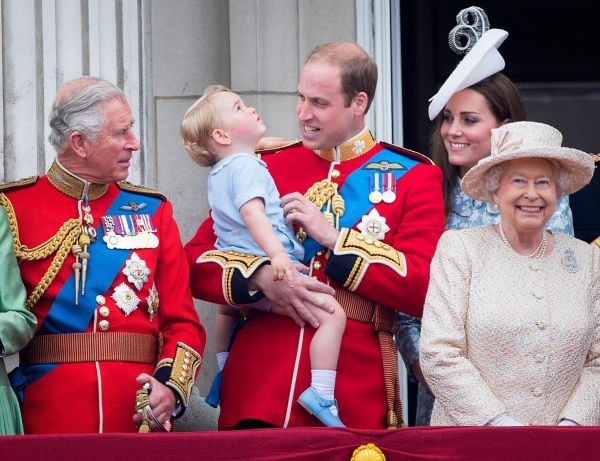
[305,294,346,371]
[300,293,346,421]
[215,305,243,370]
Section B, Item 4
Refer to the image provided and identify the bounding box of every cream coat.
[421,226,599,426]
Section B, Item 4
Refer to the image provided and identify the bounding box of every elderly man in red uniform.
[185,42,444,429]
[0,77,205,433]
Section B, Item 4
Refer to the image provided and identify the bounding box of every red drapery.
[1,426,599,460]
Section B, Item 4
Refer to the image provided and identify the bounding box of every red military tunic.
[185,130,444,429]
[0,161,205,433]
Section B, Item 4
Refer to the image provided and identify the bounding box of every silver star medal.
[146,282,159,322]
[123,252,151,290]
[357,209,390,241]
[111,282,141,316]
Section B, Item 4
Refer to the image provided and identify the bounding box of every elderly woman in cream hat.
[420,121,598,426]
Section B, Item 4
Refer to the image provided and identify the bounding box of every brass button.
[183,364,189,371]
[382,244,390,250]
[356,234,364,241]
[365,238,374,245]
[184,358,191,365]
[99,306,110,317]
[185,352,191,358]
[374,241,382,247]
[96,295,106,305]
[98,320,109,331]
[313,261,322,270]
[179,376,186,383]
[331,169,341,179]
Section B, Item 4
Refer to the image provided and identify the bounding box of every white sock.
[311,369,338,416]
[216,352,229,371]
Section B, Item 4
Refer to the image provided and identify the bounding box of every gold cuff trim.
[592,235,600,247]
[197,250,268,278]
[334,229,407,286]
[166,342,201,406]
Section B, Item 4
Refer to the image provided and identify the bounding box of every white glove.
[486,413,525,426]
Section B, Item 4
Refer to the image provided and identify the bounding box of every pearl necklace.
[498,223,547,259]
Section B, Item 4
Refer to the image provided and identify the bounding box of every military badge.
[123,252,151,290]
[147,283,159,322]
[111,282,141,316]
[381,173,396,203]
[119,201,148,211]
[357,209,390,241]
[363,160,406,172]
[368,173,383,204]
[102,214,159,249]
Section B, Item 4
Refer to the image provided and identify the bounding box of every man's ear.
[211,128,232,146]
[353,91,369,116]
[68,131,90,159]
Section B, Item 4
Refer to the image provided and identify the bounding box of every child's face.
[212,91,267,147]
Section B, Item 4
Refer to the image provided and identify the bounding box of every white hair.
[482,158,572,203]
[48,77,126,153]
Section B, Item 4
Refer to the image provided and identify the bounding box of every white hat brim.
[428,29,509,121]
[461,147,595,201]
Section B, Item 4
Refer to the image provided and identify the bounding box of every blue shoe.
[205,370,222,408]
[297,386,345,427]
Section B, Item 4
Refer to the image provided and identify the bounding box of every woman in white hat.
[420,121,598,426]
[396,7,574,426]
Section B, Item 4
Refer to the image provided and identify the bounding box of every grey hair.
[483,158,572,203]
[48,77,126,153]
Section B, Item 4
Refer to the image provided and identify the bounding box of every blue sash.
[302,148,419,262]
[14,190,161,391]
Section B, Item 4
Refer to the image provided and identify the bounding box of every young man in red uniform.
[185,42,445,429]
[0,77,205,433]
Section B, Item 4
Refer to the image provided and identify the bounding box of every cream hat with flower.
[428,7,508,121]
[461,121,595,201]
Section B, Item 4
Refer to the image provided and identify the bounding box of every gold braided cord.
[0,192,83,310]
[26,226,81,310]
[297,179,345,243]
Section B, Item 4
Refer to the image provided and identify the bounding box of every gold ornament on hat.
[296,179,345,243]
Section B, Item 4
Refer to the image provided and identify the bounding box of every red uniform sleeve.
[325,164,445,317]
[184,213,267,306]
[152,200,206,409]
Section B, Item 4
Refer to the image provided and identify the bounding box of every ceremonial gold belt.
[20,332,158,365]
[335,289,404,428]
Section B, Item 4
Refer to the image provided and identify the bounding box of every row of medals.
[70,203,159,321]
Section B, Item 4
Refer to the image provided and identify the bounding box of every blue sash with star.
[10,190,161,398]
[302,148,419,263]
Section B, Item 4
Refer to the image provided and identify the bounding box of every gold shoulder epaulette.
[380,142,435,166]
[593,153,600,163]
[117,181,166,201]
[0,176,39,192]
[256,139,302,157]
